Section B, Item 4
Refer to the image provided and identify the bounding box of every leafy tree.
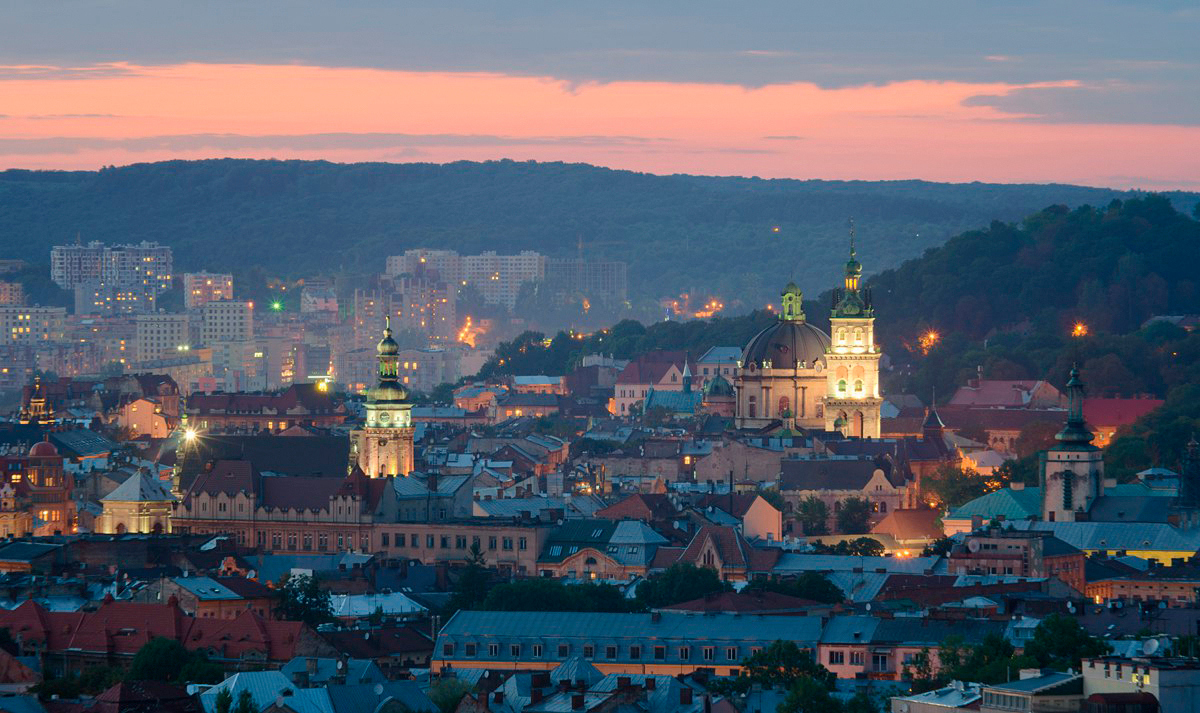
[777,676,841,713]
[429,678,473,713]
[835,497,872,534]
[1023,614,1110,670]
[32,666,124,699]
[1014,421,1062,459]
[795,496,829,535]
[232,689,258,713]
[214,689,234,713]
[643,405,673,427]
[742,640,836,690]
[746,572,844,604]
[758,488,787,513]
[636,563,731,608]
[447,542,492,613]
[275,573,333,627]
[128,636,222,684]
[922,465,994,509]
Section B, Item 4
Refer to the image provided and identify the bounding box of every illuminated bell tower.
[823,226,882,438]
[353,318,414,477]
[1041,366,1102,522]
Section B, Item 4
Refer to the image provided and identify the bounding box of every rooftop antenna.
[848,217,856,258]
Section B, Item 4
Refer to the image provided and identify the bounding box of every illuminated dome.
[704,373,735,398]
[741,320,831,370]
[29,440,59,458]
[377,326,400,356]
[373,381,409,403]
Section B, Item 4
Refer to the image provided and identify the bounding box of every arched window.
[836,366,849,380]
[748,395,757,419]
[855,411,865,438]
[837,380,847,395]
[837,328,846,343]
[854,380,863,394]
[854,328,864,344]
[778,396,790,416]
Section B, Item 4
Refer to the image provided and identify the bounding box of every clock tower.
[823,231,883,439]
[353,317,414,477]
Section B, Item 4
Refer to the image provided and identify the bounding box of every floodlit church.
[350,318,415,477]
[735,242,882,438]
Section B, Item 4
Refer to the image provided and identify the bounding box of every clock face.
[378,411,390,423]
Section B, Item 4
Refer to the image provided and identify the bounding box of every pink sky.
[2,62,1198,189]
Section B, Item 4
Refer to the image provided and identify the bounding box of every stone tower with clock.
[352,318,414,477]
[823,236,883,438]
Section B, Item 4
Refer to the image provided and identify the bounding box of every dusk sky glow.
[3,2,1198,188]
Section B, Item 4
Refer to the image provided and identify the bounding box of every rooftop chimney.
[571,693,585,710]
[617,676,631,689]
[644,678,656,691]
[531,689,543,704]
[680,687,693,705]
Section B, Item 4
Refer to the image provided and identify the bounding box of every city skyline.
[1,2,1198,189]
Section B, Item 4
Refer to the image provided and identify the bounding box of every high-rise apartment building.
[386,249,545,309]
[0,282,25,306]
[183,272,234,309]
[200,300,254,345]
[0,306,67,345]
[51,241,173,292]
[135,313,191,363]
[74,283,158,316]
[544,257,628,304]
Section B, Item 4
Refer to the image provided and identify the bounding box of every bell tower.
[1041,366,1102,522]
[823,223,882,438]
[352,318,414,477]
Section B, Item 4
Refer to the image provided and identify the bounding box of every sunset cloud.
[0,61,1196,189]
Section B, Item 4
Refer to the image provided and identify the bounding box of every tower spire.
[848,217,856,259]
[1056,364,1094,446]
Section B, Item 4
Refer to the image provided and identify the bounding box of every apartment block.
[200,300,254,344]
[135,313,191,363]
[0,281,25,306]
[0,306,67,345]
[51,241,173,292]
[183,272,234,309]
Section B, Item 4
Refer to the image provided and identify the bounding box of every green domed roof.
[373,381,409,403]
[704,373,735,398]
[377,316,400,356]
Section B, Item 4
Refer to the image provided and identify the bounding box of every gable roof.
[780,457,904,491]
[946,486,1043,522]
[101,470,176,503]
[595,494,678,521]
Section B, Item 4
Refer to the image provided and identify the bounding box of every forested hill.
[869,195,1200,342]
[1,159,1195,307]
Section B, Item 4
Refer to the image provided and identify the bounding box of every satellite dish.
[1067,602,1076,614]
[865,603,872,612]
[336,660,344,670]
[1143,639,1160,656]
[967,540,981,553]
[374,683,385,696]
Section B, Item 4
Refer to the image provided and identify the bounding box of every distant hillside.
[1,159,1196,307]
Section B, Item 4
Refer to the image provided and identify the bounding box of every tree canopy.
[636,563,732,608]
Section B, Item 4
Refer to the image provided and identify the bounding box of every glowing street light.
[183,428,197,442]
[918,330,940,355]
[271,300,283,312]
[1072,321,1088,338]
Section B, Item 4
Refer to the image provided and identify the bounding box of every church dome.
[741,320,831,370]
[377,330,399,357]
[29,440,59,458]
[704,373,735,398]
[373,381,409,404]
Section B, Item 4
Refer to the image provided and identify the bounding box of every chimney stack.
[571,693,585,710]
[680,687,693,705]
[644,678,656,690]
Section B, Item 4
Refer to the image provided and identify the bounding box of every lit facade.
[351,318,415,477]
[135,313,190,362]
[183,272,234,309]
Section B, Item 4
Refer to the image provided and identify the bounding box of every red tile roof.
[188,460,260,498]
[0,598,310,664]
[948,380,1058,408]
[321,625,433,658]
[187,384,343,416]
[595,494,678,521]
[615,351,695,385]
[260,476,343,511]
[1083,397,1163,428]
[697,493,762,519]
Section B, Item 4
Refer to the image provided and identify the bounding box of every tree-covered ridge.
[1,159,1192,307]
[870,196,1200,342]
